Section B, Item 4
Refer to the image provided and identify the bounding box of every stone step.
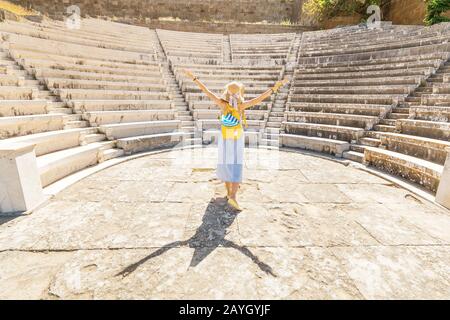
[48,107,73,115]
[184,138,202,145]
[379,119,397,126]
[388,113,409,120]
[392,107,410,114]
[373,124,396,132]
[177,115,192,121]
[181,126,195,133]
[343,150,364,163]
[268,116,283,122]
[405,97,421,102]
[266,122,282,128]
[349,144,367,153]
[64,120,89,129]
[100,148,125,162]
[364,131,381,139]
[260,138,280,147]
[270,112,285,117]
[64,114,82,122]
[359,137,381,147]
[82,133,106,144]
[182,120,194,126]
[263,132,280,139]
[266,127,280,134]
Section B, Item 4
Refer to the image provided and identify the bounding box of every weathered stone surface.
[0,149,448,299]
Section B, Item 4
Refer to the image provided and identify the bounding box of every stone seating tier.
[295,61,442,74]
[291,85,416,95]
[364,147,443,193]
[34,69,164,83]
[299,43,450,65]
[293,76,423,87]
[396,119,450,141]
[377,132,450,165]
[10,49,159,69]
[0,86,37,100]
[0,128,97,157]
[0,25,155,54]
[297,53,448,69]
[28,60,162,76]
[55,89,170,101]
[0,74,24,86]
[294,68,434,80]
[409,106,450,122]
[117,132,189,155]
[288,94,403,105]
[282,122,365,143]
[0,100,48,117]
[280,134,350,157]
[172,63,283,71]
[302,24,447,46]
[98,120,181,140]
[284,111,379,130]
[37,141,116,187]
[421,94,450,105]
[71,100,174,113]
[302,33,450,56]
[6,35,157,64]
[0,114,65,139]
[82,110,177,126]
[45,79,167,92]
[288,103,391,117]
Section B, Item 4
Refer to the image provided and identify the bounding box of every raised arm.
[182,69,226,110]
[240,78,289,110]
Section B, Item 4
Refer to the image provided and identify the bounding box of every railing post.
[0,143,45,214]
[436,147,450,210]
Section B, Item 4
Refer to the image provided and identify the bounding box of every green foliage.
[303,0,381,20]
[424,0,450,25]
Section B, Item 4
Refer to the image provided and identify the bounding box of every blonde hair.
[222,81,245,104]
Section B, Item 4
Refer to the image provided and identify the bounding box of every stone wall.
[13,0,307,24]
[111,18,314,34]
[385,0,427,25]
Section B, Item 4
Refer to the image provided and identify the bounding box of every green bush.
[424,0,450,25]
[303,0,381,20]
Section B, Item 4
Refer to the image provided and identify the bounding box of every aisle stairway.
[263,33,302,147]
[151,30,200,146]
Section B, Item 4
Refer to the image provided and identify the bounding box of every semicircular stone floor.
[0,147,449,299]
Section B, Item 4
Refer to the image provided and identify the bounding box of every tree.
[424,0,450,25]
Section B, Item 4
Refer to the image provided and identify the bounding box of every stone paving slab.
[0,148,449,299]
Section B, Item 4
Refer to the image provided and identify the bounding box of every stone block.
[0,143,44,214]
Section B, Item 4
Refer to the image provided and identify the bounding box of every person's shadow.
[116,197,275,277]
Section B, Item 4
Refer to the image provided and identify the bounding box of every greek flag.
[221,113,240,127]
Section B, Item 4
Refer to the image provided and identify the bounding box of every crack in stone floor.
[0,148,449,299]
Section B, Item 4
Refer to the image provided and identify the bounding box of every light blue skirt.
[217,133,244,183]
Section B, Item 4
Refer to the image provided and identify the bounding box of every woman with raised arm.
[183,69,289,211]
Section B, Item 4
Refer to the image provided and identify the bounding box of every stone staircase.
[223,34,232,64]
[151,30,200,146]
[262,34,302,148]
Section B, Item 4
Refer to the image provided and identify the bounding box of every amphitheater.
[0,7,450,299]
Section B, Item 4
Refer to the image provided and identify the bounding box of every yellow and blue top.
[220,102,247,140]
